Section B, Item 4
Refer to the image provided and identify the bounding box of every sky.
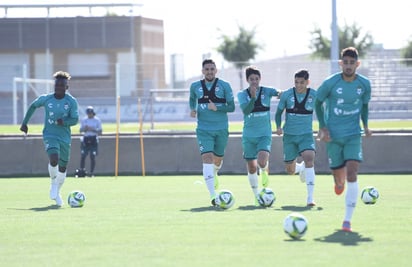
[1,0,411,82]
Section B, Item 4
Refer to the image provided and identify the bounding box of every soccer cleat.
[261,170,269,188]
[307,202,316,207]
[211,195,219,207]
[255,196,262,207]
[342,221,352,232]
[55,194,63,207]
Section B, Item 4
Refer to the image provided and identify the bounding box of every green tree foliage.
[310,22,374,59]
[401,38,412,67]
[217,25,262,88]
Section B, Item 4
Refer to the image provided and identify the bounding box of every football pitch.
[0,174,411,267]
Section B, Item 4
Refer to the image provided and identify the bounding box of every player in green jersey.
[20,71,79,207]
[189,59,235,206]
[315,47,372,232]
[237,66,281,205]
[275,69,317,206]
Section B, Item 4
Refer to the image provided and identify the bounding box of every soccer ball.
[257,187,276,207]
[68,190,86,208]
[283,213,308,239]
[216,190,235,209]
[361,186,379,204]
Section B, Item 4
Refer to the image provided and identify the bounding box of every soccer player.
[237,66,281,205]
[189,59,235,206]
[315,47,372,232]
[20,71,79,207]
[275,69,317,207]
[77,106,102,177]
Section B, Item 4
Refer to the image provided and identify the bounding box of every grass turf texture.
[1,120,412,134]
[0,174,411,266]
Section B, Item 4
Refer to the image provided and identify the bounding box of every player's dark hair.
[294,69,309,80]
[245,65,261,80]
[53,71,71,80]
[341,47,359,60]
[202,59,216,68]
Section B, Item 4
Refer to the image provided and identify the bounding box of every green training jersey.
[276,87,316,135]
[189,78,235,131]
[22,93,79,143]
[238,86,280,137]
[317,72,371,138]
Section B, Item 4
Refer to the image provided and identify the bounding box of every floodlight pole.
[331,0,339,74]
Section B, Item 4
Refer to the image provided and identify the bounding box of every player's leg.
[283,135,303,180]
[213,129,229,190]
[299,133,316,206]
[80,142,87,172]
[53,142,71,207]
[327,140,346,195]
[44,138,60,202]
[242,136,260,203]
[301,149,316,206]
[342,136,362,231]
[197,129,217,205]
[257,136,271,188]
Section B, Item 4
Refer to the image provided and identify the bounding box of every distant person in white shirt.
[76,106,102,177]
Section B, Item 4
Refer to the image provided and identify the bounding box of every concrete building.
[0,3,166,98]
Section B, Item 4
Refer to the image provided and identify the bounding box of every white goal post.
[13,77,54,124]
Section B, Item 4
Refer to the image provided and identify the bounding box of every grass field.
[1,119,412,134]
[1,174,411,267]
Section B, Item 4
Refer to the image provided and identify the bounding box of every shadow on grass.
[314,230,373,246]
[278,205,323,212]
[181,206,226,212]
[9,205,62,212]
[237,205,269,210]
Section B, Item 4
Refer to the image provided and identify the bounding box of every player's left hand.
[56,118,64,126]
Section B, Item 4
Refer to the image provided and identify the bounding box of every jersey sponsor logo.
[336,87,343,94]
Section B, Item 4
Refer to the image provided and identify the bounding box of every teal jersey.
[317,73,371,138]
[276,87,316,135]
[238,86,280,137]
[189,78,235,130]
[22,93,79,143]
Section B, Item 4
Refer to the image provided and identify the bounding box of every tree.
[309,22,374,59]
[401,38,412,67]
[217,25,262,88]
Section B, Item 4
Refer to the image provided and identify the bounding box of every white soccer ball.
[361,186,379,204]
[283,213,308,239]
[68,190,86,208]
[216,190,235,209]
[257,187,276,207]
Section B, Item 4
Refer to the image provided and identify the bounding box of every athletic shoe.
[255,196,262,207]
[211,195,219,207]
[299,168,306,183]
[334,176,345,195]
[55,194,63,207]
[307,202,316,207]
[342,221,352,232]
[261,170,269,187]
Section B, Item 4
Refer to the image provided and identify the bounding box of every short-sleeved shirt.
[317,73,371,139]
[277,87,316,135]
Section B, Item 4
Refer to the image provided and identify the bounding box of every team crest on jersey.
[64,103,69,110]
[357,87,362,95]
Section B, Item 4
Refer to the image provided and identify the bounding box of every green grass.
[0,174,411,266]
[2,119,412,134]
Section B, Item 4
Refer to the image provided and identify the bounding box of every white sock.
[344,181,358,222]
[305,167,315,203]
[214,161,222,177]
[203,164,215,198]
[48,163,58,180]
[295,162,304,174]
[56,171,66,192]
[248,172,259,196]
